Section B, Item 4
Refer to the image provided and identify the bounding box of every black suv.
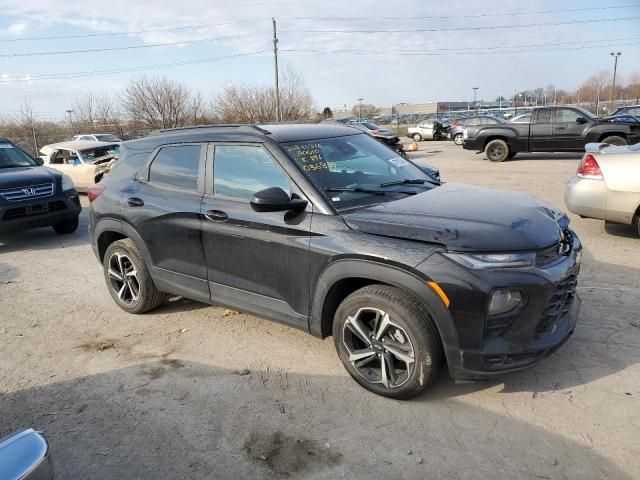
[0,138,81,235]
[89,124,581,399]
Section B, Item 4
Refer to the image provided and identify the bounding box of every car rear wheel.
[103,239,165,314]
[412,133,422,142]
[485,139,510,162]
[52,216,79,234]
[453,133,464,145]
[601,135,628,146]
[332,285,442,399]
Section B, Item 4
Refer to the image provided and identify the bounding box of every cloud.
[7,22,27,34]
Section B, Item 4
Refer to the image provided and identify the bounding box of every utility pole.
[66,109,74,133]
[357,98,363,121]
[472,87,479,112]
[610,51,622,112]
[272,18,281,122]
[31,123,38,154]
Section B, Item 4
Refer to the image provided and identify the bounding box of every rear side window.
[149,145,201,191]
[534,109,552,124]
[213,145,289,200]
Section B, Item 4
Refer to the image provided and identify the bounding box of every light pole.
[610,51,622,112]
[357,98,364,121]
[65,109,74,133]
[472,87,479,111]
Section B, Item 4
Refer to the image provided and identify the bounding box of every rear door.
[529,108,554,151]
[121,143,209,301]
[200,143,312,328]
[552,108,586,150]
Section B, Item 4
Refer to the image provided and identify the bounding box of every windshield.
[284,133,436,210]
[0,142,39,169]
[95,134,121,142]
[78,144,120,163]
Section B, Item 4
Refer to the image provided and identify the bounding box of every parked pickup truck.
[463,106,640,162]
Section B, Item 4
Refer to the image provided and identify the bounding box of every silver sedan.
[564,142,640,235]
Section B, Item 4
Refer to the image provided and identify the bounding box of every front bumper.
[0,190,81,234]
[418,233,582,380]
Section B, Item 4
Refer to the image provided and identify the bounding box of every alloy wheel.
[107,252,140,306]
[342,307,415,389]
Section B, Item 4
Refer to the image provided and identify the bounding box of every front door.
[552,108,587,150]
[200,143,311,328]
[121,143,209,301]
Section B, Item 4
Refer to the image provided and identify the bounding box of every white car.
[407,122,436,142]
[72,133,122,143]
[40,141,120,191]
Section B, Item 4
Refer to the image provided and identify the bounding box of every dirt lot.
[1,141,639,479]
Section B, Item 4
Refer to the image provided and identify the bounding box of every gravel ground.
[1,141,638,479]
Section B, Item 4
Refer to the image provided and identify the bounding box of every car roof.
[40,140,116,154]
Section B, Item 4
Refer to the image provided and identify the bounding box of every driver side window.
[553,109,580,124]
[213,145,290,200]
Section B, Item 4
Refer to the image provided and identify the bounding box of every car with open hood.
[89,123,581,399]
[40,140,120,191]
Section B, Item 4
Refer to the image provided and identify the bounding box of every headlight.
[61,174,75,191]
[488,289,523,315]
[443,251,536,270]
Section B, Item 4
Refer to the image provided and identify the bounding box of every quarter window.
[213,145,290,200]
[148,145,201,191]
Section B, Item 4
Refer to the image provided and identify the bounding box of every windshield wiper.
[325,187,386,196]
[379,178,436,187]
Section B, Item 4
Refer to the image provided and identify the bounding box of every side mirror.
[576,116,588,124]
[35,157,44,165]
[0,428,53,480]
[250,187,308,213]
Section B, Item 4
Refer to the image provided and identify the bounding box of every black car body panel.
[0,139,81,234]
[463,106,640,154]
[90,124,581,380]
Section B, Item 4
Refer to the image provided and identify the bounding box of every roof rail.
[148,124,272,137]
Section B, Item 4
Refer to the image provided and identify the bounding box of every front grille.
[2,200,66,221]
[535,273,578,335]
[536,229,573,268]
[0,183,54,202]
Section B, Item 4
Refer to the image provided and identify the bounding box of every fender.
[93,217,154,271]
[309,258,460,353]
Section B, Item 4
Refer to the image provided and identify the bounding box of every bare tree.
[215,66,314,123]
[351,103,380,118]
[121,76,197,131]
[626,72,640,103]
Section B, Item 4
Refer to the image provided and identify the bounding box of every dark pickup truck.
[463,106,640,162]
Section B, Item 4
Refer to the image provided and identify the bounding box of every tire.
[634,215,640,237]
[601,135,628,146]
[453,133,464,145]
[52,216,79,234]
[485,139,510,162]
[412,133,422,142]
[332,285,443,399]
[103,238,165,314]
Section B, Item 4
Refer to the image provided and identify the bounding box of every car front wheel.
[412,133,422,142]
[52,216,79,234]
[453,133,464,145]
[332,285,442,399]
[601,135,628,146]
[103,239,165,314]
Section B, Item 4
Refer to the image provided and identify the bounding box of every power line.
[281,16,640,34]
[282,41,640,57]
[0,51,269,82]
[0,19,266,43]
[0,33,266,57]
[285,4,639,21]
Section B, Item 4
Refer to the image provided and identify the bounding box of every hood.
[341,183,568,252]
[0,166,60,190]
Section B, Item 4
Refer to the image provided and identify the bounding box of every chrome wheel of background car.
[107,252,140,305]
[412,133,422,142]
[342,307,415,389]
[454,134,463,145]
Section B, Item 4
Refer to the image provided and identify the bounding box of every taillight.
[577,154,603,179]
[87,184,105,202]
[452,120,460,127]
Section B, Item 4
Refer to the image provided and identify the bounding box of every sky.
[0,0,639,121]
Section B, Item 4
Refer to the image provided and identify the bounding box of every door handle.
[556,127,566,130]
[127,197,144,207]
[204,209,228,222]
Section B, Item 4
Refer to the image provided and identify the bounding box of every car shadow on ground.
[0,361,632,479]
[0,206,90,254]
[508,152,584,162]
[420,247,640,399]
[603,221,638,238]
